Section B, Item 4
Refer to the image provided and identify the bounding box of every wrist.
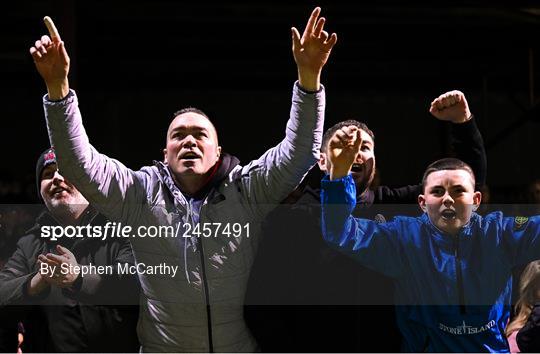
[297,69,321,92]
[453,110,473,124]
[46,79,70,101]
[28,273,49,297]
[330,166,350,181]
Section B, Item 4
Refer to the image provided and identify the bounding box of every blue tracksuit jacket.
[321,174,540,352]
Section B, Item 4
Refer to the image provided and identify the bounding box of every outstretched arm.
[430,90,487,188]
[239,8,336,211]
[292,7,337,92]
[30,18,150,224]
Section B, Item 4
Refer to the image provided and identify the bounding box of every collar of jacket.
[155,152,240,205]
[421,212,478,246]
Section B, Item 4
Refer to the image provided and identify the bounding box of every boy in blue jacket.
[320,126,540,352]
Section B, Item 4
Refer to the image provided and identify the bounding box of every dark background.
[3,0,540,203]
[2,1,540,352]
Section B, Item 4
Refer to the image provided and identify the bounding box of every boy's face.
[418,169,481,236]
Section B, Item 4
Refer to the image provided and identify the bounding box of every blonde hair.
[506,260,540,337]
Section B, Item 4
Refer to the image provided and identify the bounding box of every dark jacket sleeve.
[374,117,487,204]
[517,303,540,352]
[449,117,487,188]
[63,240,140,305]
[0,236,48,306]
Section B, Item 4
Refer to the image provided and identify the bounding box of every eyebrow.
[169,126,208,136]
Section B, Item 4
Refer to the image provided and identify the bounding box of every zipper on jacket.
[191,200,214,353]
[453,235,466,314]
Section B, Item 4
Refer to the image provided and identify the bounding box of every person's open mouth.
[441,209,457,220]
[351,163,363,173]
[180,151,201,160]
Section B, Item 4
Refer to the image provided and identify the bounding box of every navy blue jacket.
[321,174,540,352]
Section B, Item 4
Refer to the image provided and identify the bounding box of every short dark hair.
[172,107,210,120]
[169,107,218,142]
[321,120,375,152]
[422,158,476,192]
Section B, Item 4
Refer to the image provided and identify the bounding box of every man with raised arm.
[30,8,336,352]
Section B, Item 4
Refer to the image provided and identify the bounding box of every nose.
[182,135,197,148]
[442,191,454,206]
[52,170,64,183]
[354,152,365,164]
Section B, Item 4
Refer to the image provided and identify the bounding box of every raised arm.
[320,128,403,278]
[430,90,487,188]
[239,7,336,211]
[30,18,149,223]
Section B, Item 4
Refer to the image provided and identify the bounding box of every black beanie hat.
[36,147,57,200]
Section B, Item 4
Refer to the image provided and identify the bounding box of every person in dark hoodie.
[0,148,139,353]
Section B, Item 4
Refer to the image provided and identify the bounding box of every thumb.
[291,27,301,51]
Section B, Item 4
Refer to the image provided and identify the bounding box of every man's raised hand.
[429,90,472,124]
[328,126,361,180]
[29,16,70,100]
[292,7,337,92]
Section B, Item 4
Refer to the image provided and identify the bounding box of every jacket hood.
[193,152,240,199]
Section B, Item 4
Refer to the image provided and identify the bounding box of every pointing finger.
[44,16,61,42]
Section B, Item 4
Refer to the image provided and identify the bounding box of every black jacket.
[0,208,140,353]
[517,303,540,352]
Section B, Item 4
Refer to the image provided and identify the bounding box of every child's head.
[506,260,540,336]
[418,158,481,235]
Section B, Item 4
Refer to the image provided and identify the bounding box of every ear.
[217,146,222,160]
[418,194,427,213]
[318,152,327,171]
[163,148,168,164]
[472,191,482,211]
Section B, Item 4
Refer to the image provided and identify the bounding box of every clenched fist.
[429,90,472,124]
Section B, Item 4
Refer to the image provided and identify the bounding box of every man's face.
[40,163,88,211]
[319,128,376,193]
[418,169,481,236]
[164,112,221,181]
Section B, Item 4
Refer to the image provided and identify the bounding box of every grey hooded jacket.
[43,82,325,352]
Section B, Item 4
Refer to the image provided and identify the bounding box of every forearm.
[0,273,47,306]
[243,82,325,206]
[320,174,357,244]
[450,117,487,187]
[43,91,147,223]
